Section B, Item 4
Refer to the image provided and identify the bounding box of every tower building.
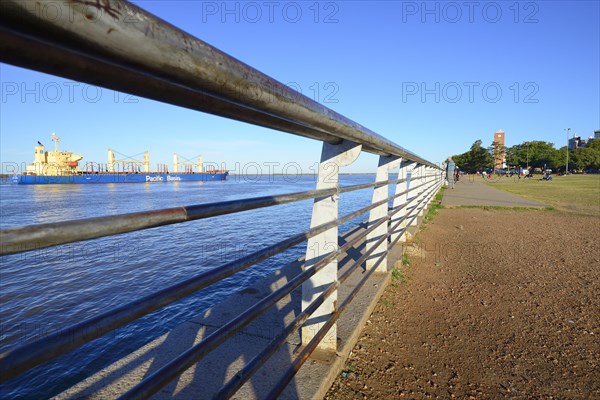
[494,130,505,170]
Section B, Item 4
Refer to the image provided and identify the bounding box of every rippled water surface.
[0,175,382,399]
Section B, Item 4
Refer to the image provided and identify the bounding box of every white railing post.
[416,165,427,218]
[407,164,422,226]
[423,166,434,208]
[407,163,420,228]
[302,140,362,352]
[427,167,440,204]
[391,161,415,244]
[366,156,401,272]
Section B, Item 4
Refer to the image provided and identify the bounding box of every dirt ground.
[326,208,600,399]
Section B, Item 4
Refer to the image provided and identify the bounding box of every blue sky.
[1,0,599,174]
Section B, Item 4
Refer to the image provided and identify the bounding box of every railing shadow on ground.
[56,225,374,399]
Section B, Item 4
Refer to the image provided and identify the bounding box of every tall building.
[569,135,586,150]
[493,130,505,170]
[594,130,600,139]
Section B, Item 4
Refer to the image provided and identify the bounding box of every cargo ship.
[12,133,228,184]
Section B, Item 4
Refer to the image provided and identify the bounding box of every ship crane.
[173,153,203,173]
[51,132,60,153]
[108,149,150,173]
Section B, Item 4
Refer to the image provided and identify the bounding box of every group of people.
[444,158,543,186]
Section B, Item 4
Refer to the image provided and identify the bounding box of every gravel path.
[326,208,600,399]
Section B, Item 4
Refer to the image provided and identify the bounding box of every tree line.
[452,139,600,173]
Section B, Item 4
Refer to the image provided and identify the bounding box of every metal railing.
[0,0,444,398]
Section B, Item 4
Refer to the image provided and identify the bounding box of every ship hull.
[13,172,228,184]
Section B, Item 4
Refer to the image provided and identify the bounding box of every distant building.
[569,135,587,150]
[493,130,505,170]
[568,130,599,149]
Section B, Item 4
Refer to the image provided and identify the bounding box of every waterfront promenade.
[56,179,570,399]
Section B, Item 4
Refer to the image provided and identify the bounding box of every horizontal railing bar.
[389,208,421,250]
[395,180,428,199]
[119,214,391,400]
[0,182,403,381]
[390,185,434,229]
[389,181,441,241]
[390,180,430,212]
[385,181,434,236]
[339,177,407,194]
[0,188,328,256]
[389,191,437,251]
[409,174,437,180]
[217,211,394,398]
[265,236,389,399]
[0,178,408,257]
[0,0,439,166]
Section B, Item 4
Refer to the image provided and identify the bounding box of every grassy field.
[485,174,600,216]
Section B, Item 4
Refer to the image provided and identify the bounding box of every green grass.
[380,298,395,308]
[392,267,407,283]
[344,362,357,372]
[391,254,410,287]
[423,187,446,224]
[401,253,410,266]
[485,174,600,216]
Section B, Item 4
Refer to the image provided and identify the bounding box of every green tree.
[471,140,494,172]
[586,140,600,169]
[517,141,559,169]
[555,146,568,171]
[570,148,591,171]
[570,141,600,170]
[451,151,469,168]
[506,143,529,168]
[452,139,493,173]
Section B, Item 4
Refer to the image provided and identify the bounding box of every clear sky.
[1,0,599,174]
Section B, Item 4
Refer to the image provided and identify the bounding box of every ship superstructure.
[15,133,228,184]
[26,133,84,176]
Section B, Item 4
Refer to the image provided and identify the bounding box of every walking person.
[447,157,455,189]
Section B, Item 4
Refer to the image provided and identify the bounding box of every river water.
[0,174,381,399]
